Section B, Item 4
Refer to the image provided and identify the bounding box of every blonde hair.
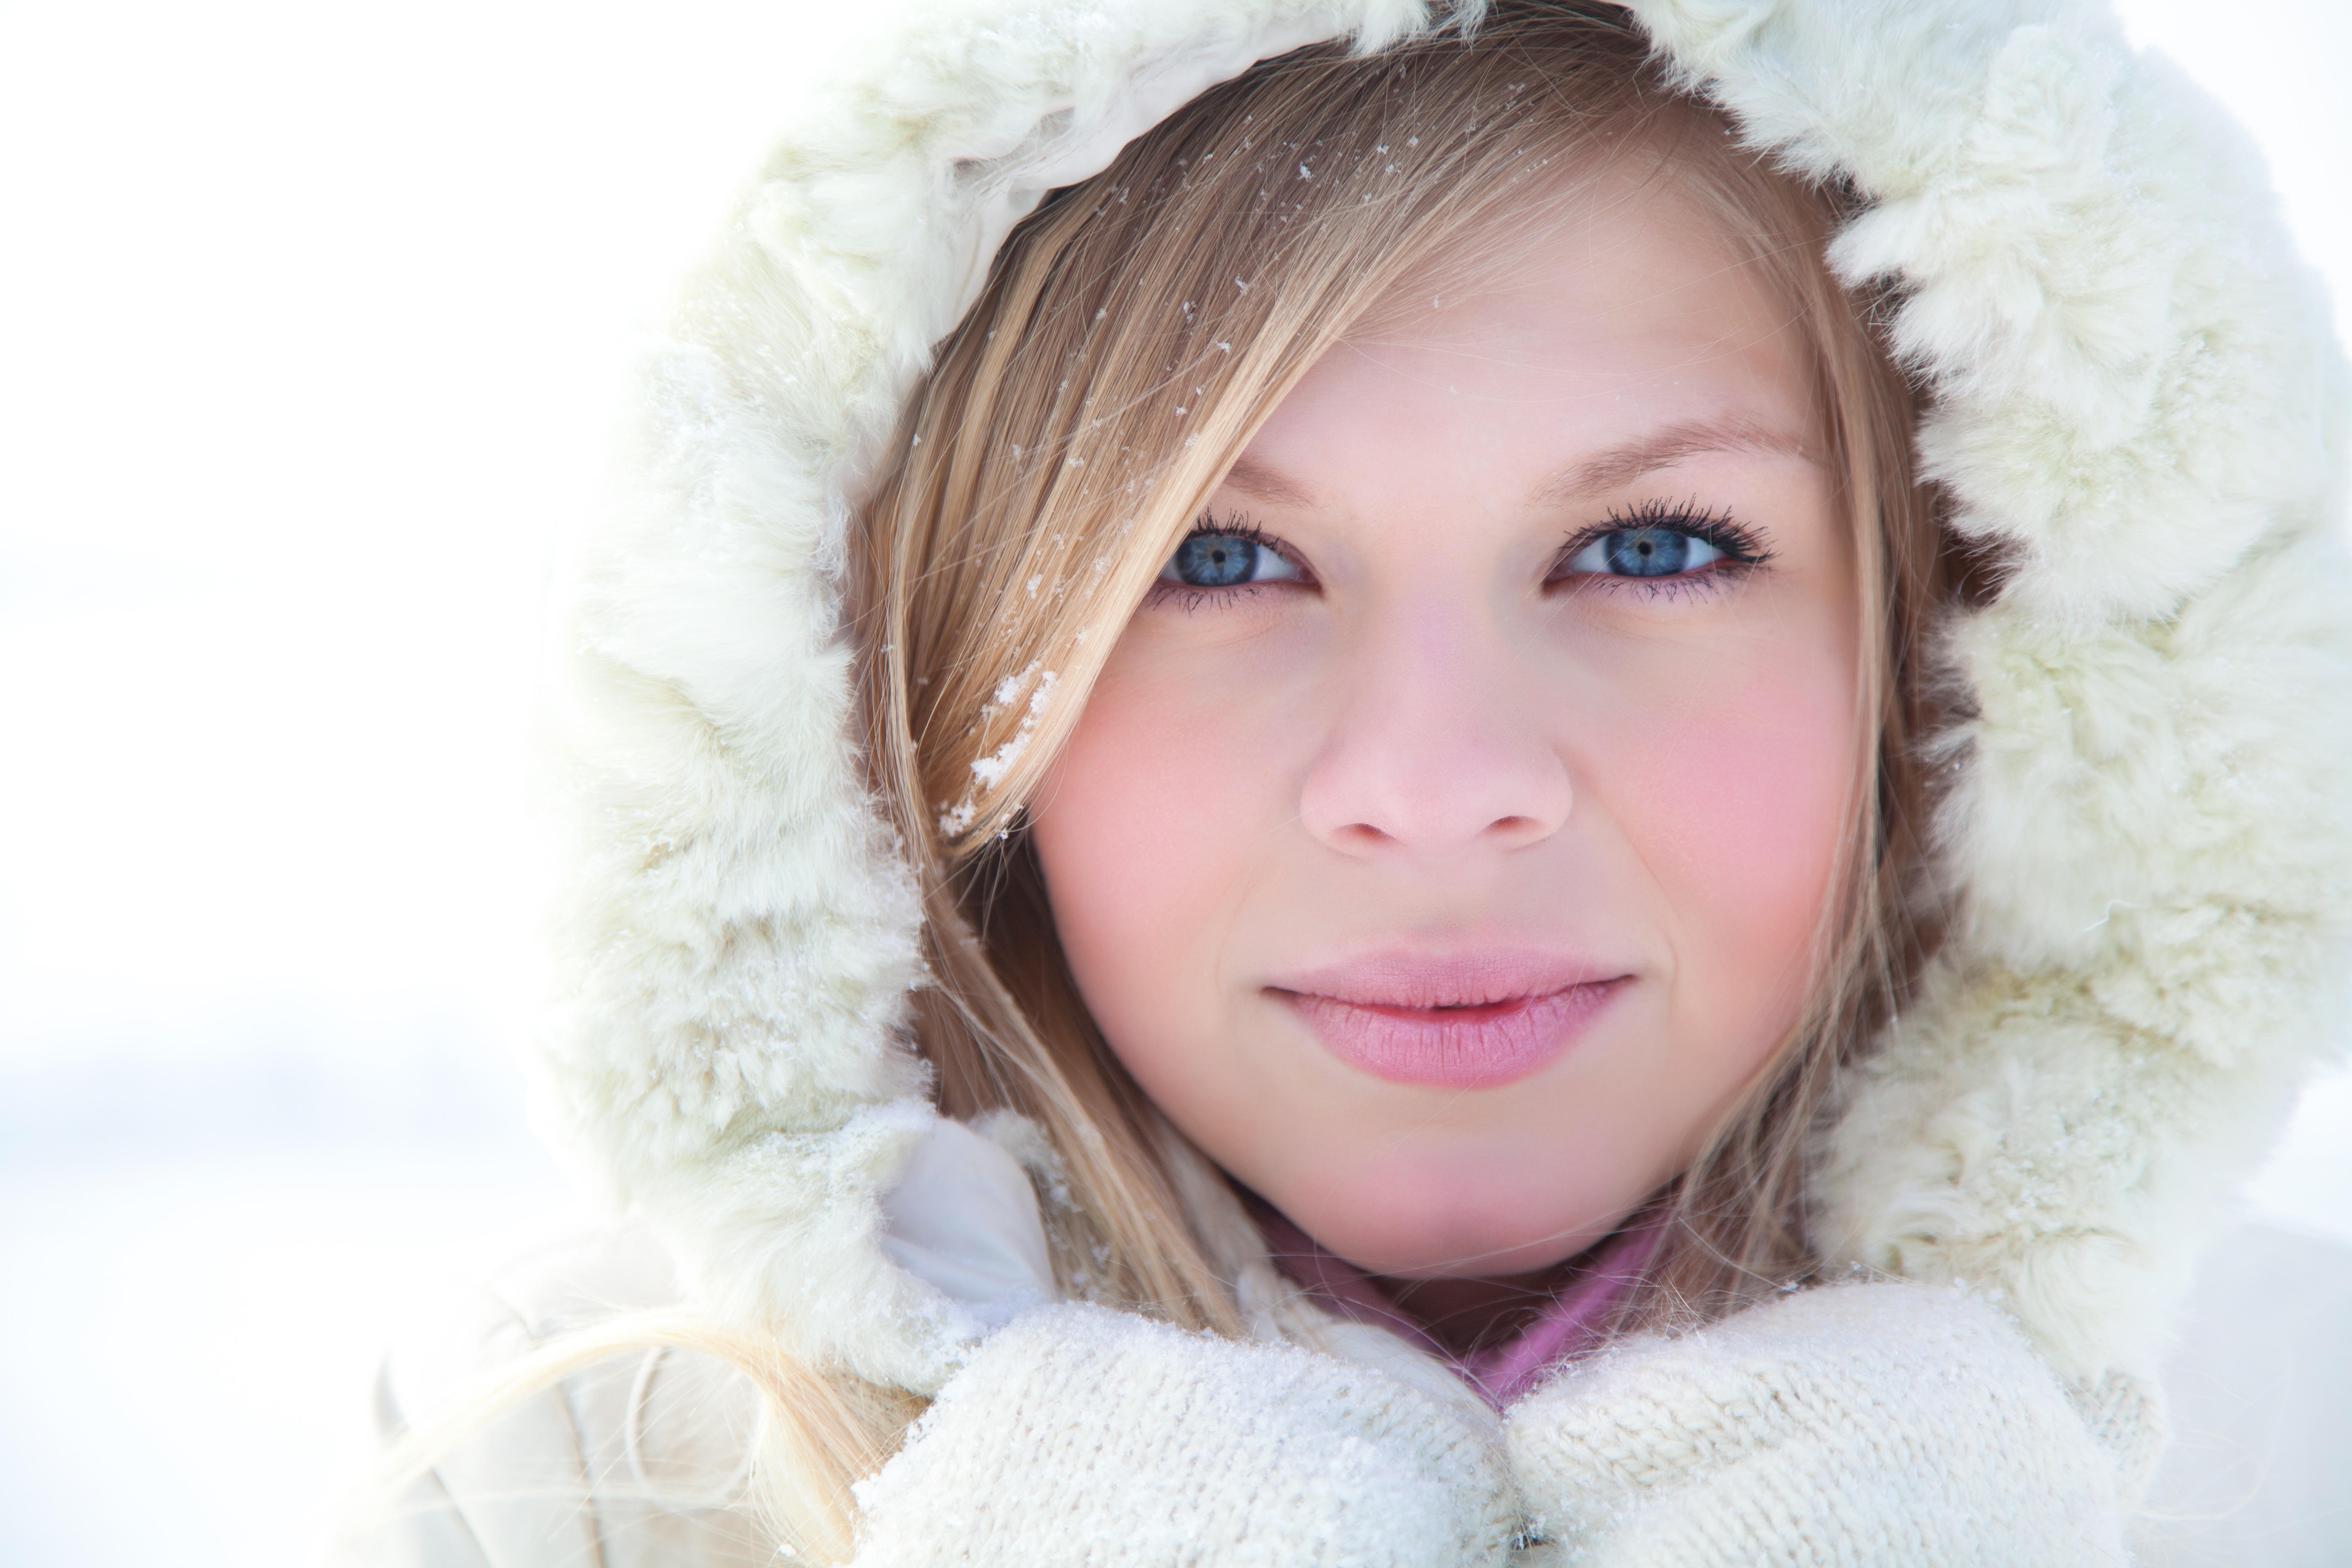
[361,7,1948,1560]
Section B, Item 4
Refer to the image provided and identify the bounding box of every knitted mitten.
[849,1302,1519,1566]
[1506,1282,2160,1566]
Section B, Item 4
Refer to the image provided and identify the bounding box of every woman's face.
[1029,170,1862,1280]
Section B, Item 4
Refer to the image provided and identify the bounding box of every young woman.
[359,1,2352,1563]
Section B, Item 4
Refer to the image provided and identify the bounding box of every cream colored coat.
[357,0,2352,1561]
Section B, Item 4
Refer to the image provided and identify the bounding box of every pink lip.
[1271,952,1627,1090]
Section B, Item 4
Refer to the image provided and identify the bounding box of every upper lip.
[1268,949,1630,1010]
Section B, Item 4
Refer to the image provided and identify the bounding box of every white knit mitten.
[1506,1282,2157,1566]
[850,1302,1519,1566]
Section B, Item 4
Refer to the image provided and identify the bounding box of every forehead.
[1239,165,1824,499]
[1366,154,1799,352]
[1348,119,1805,325]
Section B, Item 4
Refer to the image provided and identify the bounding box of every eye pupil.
[1175,534,1259,587]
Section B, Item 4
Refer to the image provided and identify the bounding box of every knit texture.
[1506,1283,2157,1565]
[846,1303,1521,1565]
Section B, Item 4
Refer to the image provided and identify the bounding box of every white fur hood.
[531,0,2352,1398]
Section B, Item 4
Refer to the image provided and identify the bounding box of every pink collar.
[1252,1203,1664,1411]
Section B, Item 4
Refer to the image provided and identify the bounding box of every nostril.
[1296,697,1574,856]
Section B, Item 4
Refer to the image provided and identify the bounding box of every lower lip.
[1280,982,1622,1090]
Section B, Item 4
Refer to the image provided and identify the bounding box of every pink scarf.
[1252,1202,1664,1410]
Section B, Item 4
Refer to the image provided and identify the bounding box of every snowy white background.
[1,3,2346,1564]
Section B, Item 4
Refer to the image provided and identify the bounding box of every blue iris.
[1171,533,1260,587]
[1601,528,1694,578]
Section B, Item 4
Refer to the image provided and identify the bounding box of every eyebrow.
[1217,454,1322,509]
[1213,416,1817,515]
[1533,417,1818,503]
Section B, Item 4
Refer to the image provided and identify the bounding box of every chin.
[1279,1169,1622,1280]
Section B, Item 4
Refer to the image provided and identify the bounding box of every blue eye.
[1565,526,1725,579]
[1161,531,1302,588]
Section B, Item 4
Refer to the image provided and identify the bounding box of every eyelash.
[1145,500,1773,610]
[1551,499,1774,599]
[1143,514,1308,610]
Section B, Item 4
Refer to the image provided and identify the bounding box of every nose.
[1296,603,1572,859]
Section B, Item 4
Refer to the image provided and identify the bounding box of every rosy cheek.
[1596,643,1855,1011]
[1032,660,1272,1050]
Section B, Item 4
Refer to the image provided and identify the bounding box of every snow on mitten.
[850,1302,1519,1566]
[1506,1282,2156,1566]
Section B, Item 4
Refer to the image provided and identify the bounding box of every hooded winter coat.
[360,0,2352,1563]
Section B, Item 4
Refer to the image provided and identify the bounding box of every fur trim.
[535,0,2351,1391]
[1632,0,2352,1376]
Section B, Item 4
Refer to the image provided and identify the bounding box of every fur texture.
[534,0,2351,1398]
